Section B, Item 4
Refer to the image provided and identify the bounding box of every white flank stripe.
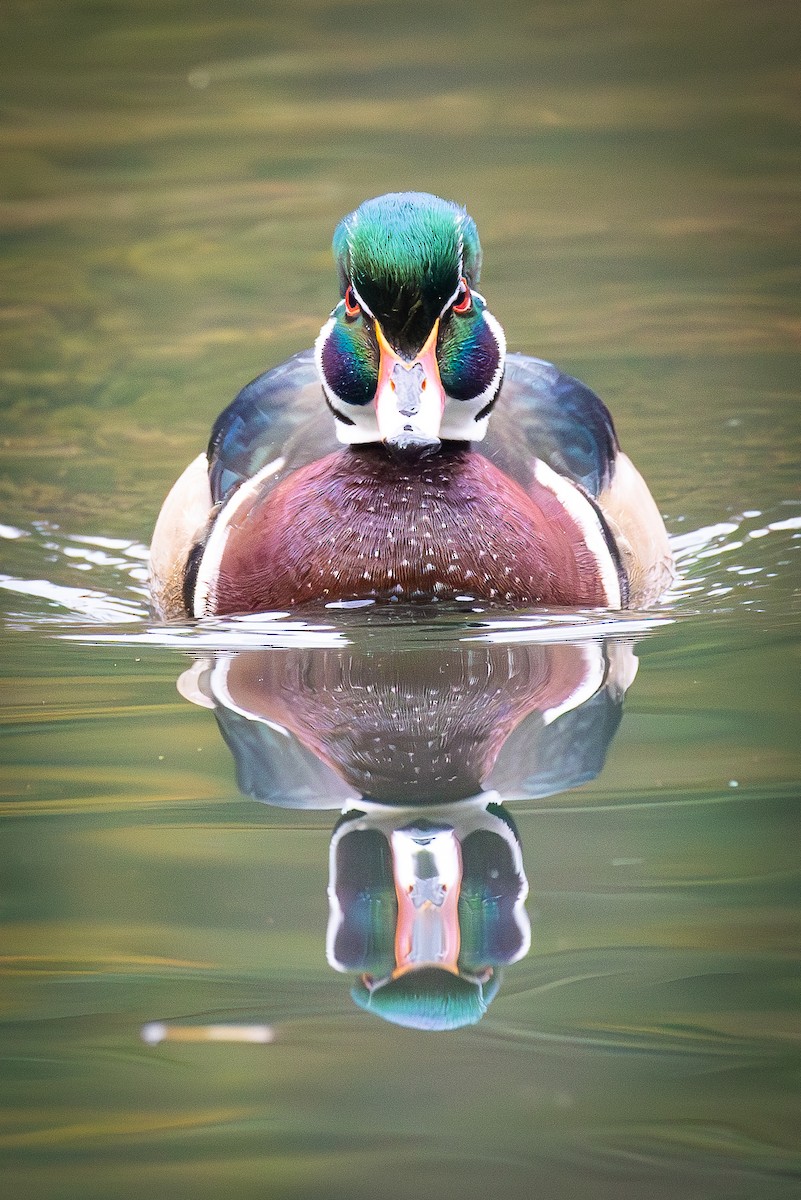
[532,459,622,607]
[192,457,285,617]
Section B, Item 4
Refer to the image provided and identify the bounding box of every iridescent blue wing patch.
[207,350,337,505]
[482,354,619,498]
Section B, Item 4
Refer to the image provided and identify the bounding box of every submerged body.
[150,194,673,617]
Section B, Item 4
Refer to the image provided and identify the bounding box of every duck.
[150,191,673,618]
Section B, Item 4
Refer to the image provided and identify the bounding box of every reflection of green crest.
[351,967,500,1032]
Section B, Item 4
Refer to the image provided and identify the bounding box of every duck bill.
[374,320,445,454]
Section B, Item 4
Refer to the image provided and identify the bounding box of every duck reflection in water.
[179,634,638,1030]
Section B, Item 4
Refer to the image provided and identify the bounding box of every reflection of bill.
[178,637,637,1029]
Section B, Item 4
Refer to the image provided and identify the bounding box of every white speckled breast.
[199,444,622,615]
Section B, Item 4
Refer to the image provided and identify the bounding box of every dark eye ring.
[452,277,472,315]
[344,285,361,318]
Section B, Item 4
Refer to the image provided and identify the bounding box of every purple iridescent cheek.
[321,321,379,407]
[438,309,501,401]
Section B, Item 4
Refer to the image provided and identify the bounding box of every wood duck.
[150,192,673,618]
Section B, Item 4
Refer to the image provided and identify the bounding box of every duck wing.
[151,350,334,618]
[480,353,618,498]
[483,355,673,606]
[207,349,338,506]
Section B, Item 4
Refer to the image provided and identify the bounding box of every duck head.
[315,192,506,454]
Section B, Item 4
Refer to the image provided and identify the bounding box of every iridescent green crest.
[333,192,482,354]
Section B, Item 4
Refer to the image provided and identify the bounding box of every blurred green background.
[1,0,799,535]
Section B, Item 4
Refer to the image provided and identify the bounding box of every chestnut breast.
[206,445,617,614]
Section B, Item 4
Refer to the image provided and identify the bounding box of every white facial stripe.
[532,459,622,608]
[315,309,381,445]
[315,317,344,412]
[314,314,335,383]
[314,315,361,422]
[483,306,504,347]
[439,280,463,318]
[316,304,383,446]
[349,284,374,318]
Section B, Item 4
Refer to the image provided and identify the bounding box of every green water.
[1,2,800,1198]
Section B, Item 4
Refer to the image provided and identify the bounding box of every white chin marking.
[533,459,622,608]
[440,399,490,442]
[334,407,381,445]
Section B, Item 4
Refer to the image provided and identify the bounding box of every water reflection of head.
[327,802,528,1030]
[179,637,636,1029]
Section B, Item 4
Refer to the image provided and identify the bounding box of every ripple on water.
[0,502,799,642]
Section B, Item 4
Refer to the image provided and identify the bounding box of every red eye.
[344,285,361,318]
[452,277,471,314]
